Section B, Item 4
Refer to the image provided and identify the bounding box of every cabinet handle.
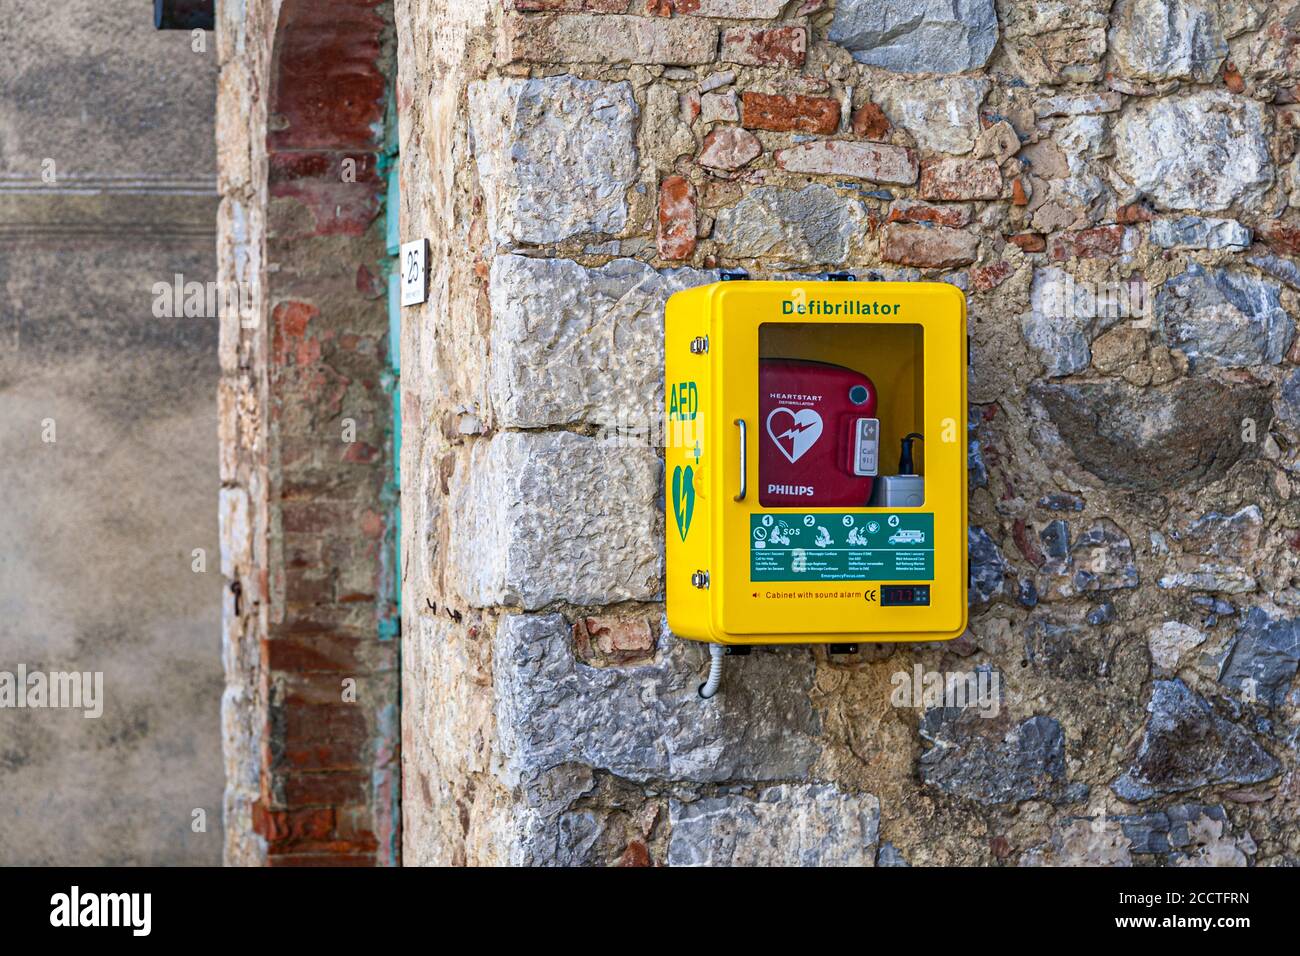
[734,418,747,501]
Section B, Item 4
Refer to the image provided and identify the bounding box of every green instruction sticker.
[750,512,935,582]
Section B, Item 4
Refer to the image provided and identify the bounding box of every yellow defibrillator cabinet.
[665,279,968,645]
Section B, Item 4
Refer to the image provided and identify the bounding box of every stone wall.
[393,0,1300,866]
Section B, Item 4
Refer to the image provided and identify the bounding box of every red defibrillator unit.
[759,359,879,507]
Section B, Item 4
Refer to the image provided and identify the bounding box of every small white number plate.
[400,239,427,306]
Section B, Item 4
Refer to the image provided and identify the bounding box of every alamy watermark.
[1035,272,1150,323]
[0,666,103,718]
[152,273,256,326]
[50,886,150,936]
[890,664,1000,718]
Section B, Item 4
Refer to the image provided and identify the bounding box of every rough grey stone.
[1001,0,1110,84]
[1219,607,1300,708]
[1037,518,1139,601]
[469,75,638,245]
[1279,368,1300,429]
[512,764,603,866]
[448,432,662,609]
[1039,493,1086,513]
[1147,621,1207,672]
[1021,267,1124,377]
[1109,0,1228,83]
[1111,679,1280,801]
[489,255,714,429]
[1149,216,1251,251]
[1156,265,1293,368]
[969,526,1010,606]
[1040,520,1070,561]
[1248,251,1300,292]
[1035,91,1123,117]
[874,78,990,154]
[968,408,988,489]
[1025,614,1106,680]
[920,712,1089,806]
[1033,115,1111,230]
[712,184,869,265]
[1087,601,1116,626]
[1113,92,1272,212]
[829,0,998,75]
[877,842,910,866]
[494,614,821,787]
[1159,506,1262,594]
[1031,378,1272,493]
[1017,578,1039,608]
[667,785,880,866]
[1113,803,1230,855]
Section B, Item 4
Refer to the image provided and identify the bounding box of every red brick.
[680,89,701,124]
[1115,202,1153,224]
[271,301,322,367]
[281,501,356,534]
[267,633,369,673]
[721,26,806,67]
[268,852,376,866]
[342,441,382,463]
[880,223,978,268]
[515,0,626,9]
[887,199,969,228]
[278,609,373,639]
[668,0,786,13]
[284,771,370,806]
[282,741,369,772]
[269,4,386,151]
[1008,232,1046,253]
[283,701,369,743]
[919,158,1001,201]
[1013,518,1046,568]
[269,150,379,184]
[1224,60,1245,93]
[574,615,656,663]
[851,101,891,140]
[285,568,335,605]
[1258,219,1300,256]
[741,91,839,134]
[1050,225,1126,261]
[618,840,653,866]
[253,804,336,846]
[971,260,1014,292]
[658,175,697,260]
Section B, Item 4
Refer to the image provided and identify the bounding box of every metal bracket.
[154,0,214,29]
[691,570,710,590]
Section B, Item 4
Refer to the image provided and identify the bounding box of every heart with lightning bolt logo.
[671,465,695,541]
[766,407,823,463]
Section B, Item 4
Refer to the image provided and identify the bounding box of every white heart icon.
[766,406,823,463]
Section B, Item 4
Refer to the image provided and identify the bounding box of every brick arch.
[220,0,398,866]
